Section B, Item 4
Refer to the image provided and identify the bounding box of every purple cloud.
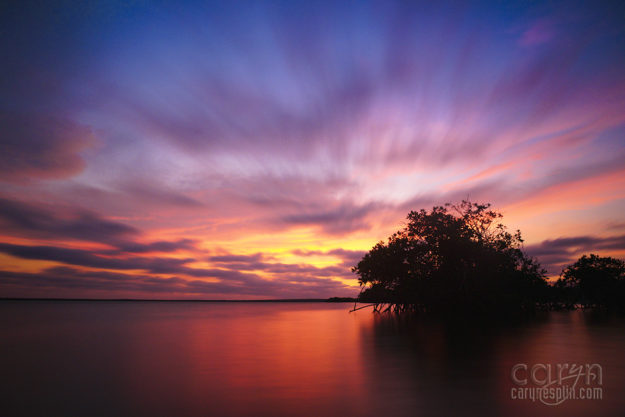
[0,265,355,299]
[0,197,138,243]
[1,0,624,299]
[526,234,625,274]
[0,113,95,182]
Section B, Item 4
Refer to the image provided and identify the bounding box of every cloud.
[0,268,192,295]
[0,265,355,299]
[108,239,198,254]
[0,242,267,282]
[0,242,192,274]
[292,248,366,267]
[526,234,625,275]
[208,253,266,263]
[1,0,624,299]
[280,201,384,235]
[0,197,138,242]
[0,241,357,284]
[119,181,204,208]
[606,221,625,231]
[0,196,200,254]
[0,113,95,182]
[208,250,357,280]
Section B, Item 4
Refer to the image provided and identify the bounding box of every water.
[1,301,624,417]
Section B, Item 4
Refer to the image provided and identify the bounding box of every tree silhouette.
[352,201,548,315]
[556,254,625,311]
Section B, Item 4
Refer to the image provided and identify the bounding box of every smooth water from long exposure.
[1,301,624,416]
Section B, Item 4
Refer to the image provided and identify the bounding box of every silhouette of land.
[352,201,625,315]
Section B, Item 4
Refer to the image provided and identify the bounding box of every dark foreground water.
[1,301,624,417]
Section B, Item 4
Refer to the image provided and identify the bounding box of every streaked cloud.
[1,0,624,298]
[0,113,95,182]
[0,197,137,243]
[526,234,625,275]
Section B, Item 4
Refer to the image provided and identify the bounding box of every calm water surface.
[1,301,624,416]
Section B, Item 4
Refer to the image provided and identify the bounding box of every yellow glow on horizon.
[0,254,64,274]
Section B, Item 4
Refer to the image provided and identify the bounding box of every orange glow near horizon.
[1,0,624,299]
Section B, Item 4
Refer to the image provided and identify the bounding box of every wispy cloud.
[0,113,95,182]
[0,197,138,243]
[526,234,625,275]
[1,0,624,298]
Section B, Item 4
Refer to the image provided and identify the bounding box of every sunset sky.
[1,0,624,299]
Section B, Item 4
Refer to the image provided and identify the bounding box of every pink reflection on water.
[116,303,372,416]
[1,301,625,417]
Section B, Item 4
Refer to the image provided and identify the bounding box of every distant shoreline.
[0,297,357,303]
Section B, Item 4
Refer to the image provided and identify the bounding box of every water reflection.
[359,311,625,417]
[1,301,624,417]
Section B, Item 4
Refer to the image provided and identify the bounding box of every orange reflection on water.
[2,301,625,417]
[115,303,372,416]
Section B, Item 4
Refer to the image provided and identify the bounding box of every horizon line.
[0,297,357,303]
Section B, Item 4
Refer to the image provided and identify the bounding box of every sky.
[1,0,624,299]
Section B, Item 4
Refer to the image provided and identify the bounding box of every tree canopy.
[352,201,548,315]
[555,254,625,311]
